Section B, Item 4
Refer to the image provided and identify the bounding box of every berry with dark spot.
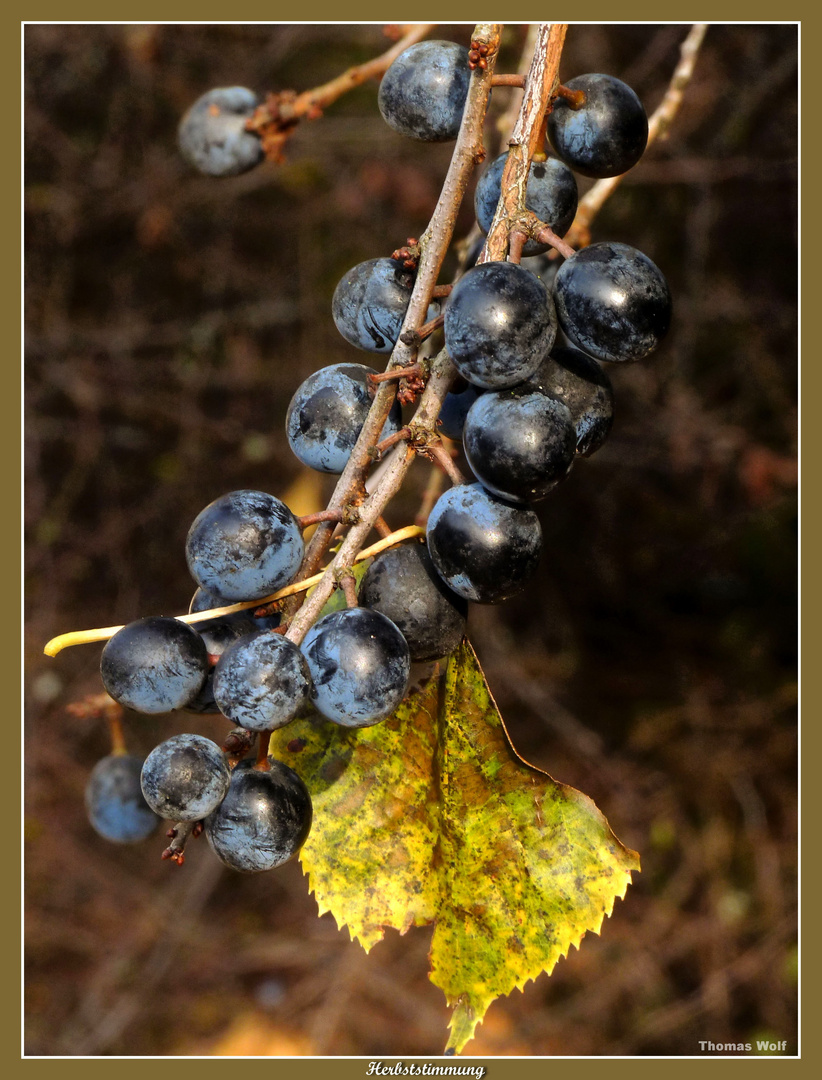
[286,363,402,474]
[140,733,231,822]
[332,257,429,354]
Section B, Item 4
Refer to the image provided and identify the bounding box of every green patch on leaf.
[310,557,370,616]
[269,639,639,1053]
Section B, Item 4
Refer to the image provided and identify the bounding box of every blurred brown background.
[24,24,797,1057]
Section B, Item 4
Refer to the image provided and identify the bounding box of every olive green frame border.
[13,3,807,1078]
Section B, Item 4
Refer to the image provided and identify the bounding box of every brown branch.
[67,695,127,755]
[508,228,527,264]
[563,23,709,250]
[481,23,568,263]
[374,516,393,539]
[553,83,586,109]
[254,733,271,770]
[285,345,461,644]
[285,24,502,612]
[293,25,435,114]
[417,312,445,340]
[286,443,416,642]
[492,24,539,146]
[532,220,576,259]
[161,821,198,865]
[372,425,411,457]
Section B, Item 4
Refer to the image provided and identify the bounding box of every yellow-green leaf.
[269,640,640,1053]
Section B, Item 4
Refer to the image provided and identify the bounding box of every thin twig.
[374,516,393,539]
[249,24,435,161]
[288,25,435,116]
[368,365,423,385]
[372,425,411,457]
[286,444,417,642]
[426,442,465,486]
[255,732,271,769]
[491,74,526,88]
[553,83,586,109]
[417,312,445,340]
[297,509,343,529]
[340,574,359,609]
[533,220,576,259]
[508,228,527,264]
[493,24,539,144]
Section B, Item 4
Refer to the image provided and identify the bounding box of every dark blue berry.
[140,733,230,822]
[426,483,543,604]
[547,74,648,179]
[184,590,262,715]
[178,87,264,178]
[360,542,468,661]
[300,607,410,727]
[463,389,576,502]
[286,363,402,474]
[100,616,209,714]
[378,40,471,142]
[553,242,672,363]
[186,490,304,602]
[523,347,614,456]
[436,382,485,442]
[444,261,557,389]
[213,633,311,731]
[205,758,312,873]
[332,257,437,354]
